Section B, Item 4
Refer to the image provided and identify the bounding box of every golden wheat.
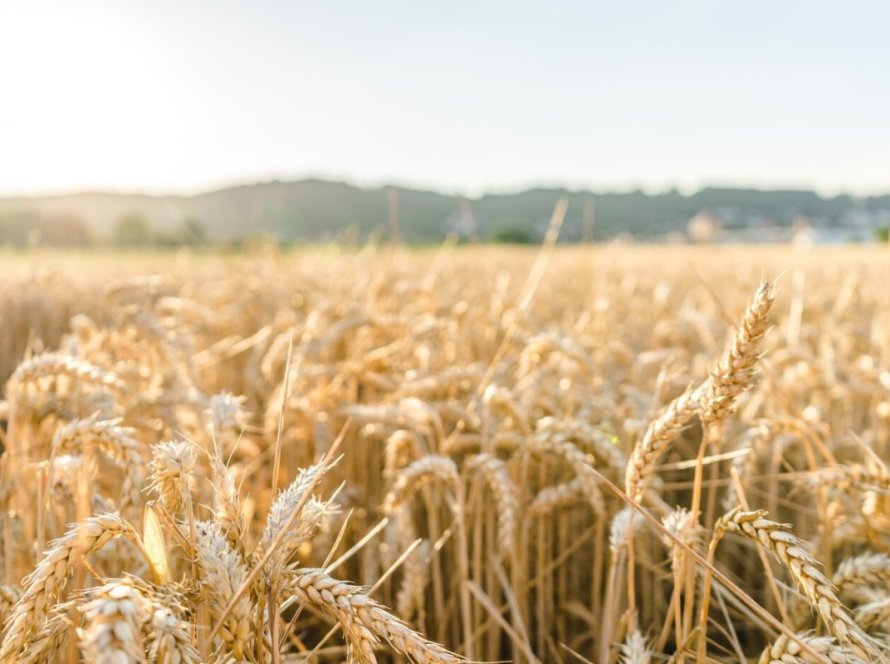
[0,247,889,662]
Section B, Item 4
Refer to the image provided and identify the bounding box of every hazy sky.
[2,1,889,196]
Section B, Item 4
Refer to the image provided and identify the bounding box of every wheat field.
[1,244,889,664]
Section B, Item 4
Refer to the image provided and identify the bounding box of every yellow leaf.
[143,503,169,584]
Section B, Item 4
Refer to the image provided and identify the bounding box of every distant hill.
[0,179,888,245]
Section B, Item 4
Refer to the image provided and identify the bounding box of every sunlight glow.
[2,1,890,196]
[1,5,195,192]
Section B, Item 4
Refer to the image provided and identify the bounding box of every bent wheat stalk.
[465,453,518,559]
[717,508,872,660]
[282,567,462,664]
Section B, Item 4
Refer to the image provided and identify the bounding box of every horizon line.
[1,175,888,202]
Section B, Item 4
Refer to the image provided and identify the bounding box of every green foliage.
[112,213,152,246]
[877,227,890,243]
[175,217,207,246]
[112,214,209,247]
[491,227,537,244]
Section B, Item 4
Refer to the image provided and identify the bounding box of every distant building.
[687,211,719,243]
[792,215,814,249]
[447,199,478,240]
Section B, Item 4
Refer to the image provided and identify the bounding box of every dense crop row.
[1,246,889,663]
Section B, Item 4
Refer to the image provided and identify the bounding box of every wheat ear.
[396,539,431,623]
[193,521,251,660]
[77,579,151,664]
[536,417,628,475]
[0,513,139,663]
[17,609,69,664]
[147,441,197,515]
[52,415,145,512]
[626,282,774,503]
[699,281,775,429]
[854,597,890,632]
[382,456,459,515]
[259,459,336,584]
[283,567,463,663]
[620,629,652,664]
[147,600,201,664]
[0,584,21,627]
[209,451,244,553]
[717,508,872,659]
[525,436,605,516]
[528,477,587,517]
[125,575,201,664]
[758,633,867,664]
[832,552,890,604]
[625,386,700,503]
[8,352,122,393]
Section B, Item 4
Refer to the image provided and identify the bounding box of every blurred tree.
[176,217,207,246]
[112,213,151,246]
[0,211,93,246]
[0,211,39,245]
[491,227,536,244]
[42,214,93,246]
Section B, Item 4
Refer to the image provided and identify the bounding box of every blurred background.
[2,0,890,248]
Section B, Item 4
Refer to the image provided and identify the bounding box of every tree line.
[0,212,208,248]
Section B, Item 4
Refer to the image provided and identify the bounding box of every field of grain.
[1,244,889,664]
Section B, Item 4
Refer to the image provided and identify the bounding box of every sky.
[1,0,889,197]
